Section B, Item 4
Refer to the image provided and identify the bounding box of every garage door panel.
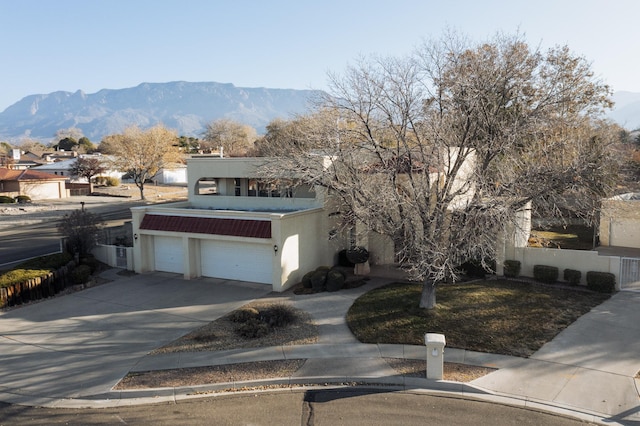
[154,236,184,274]
[201,240,272,284]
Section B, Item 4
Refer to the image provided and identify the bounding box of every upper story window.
[195,177,218,195]
[195,177,315,199]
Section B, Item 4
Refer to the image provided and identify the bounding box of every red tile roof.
[139,214,272,239]
[0,168,66,181]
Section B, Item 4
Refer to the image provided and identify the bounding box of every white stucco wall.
[273,207,331,291]
[507,246,621,289]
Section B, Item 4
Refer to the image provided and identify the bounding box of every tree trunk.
[137,182,145,200]
[420,280,436,309]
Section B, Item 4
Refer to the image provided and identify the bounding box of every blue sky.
[1,0,639,112]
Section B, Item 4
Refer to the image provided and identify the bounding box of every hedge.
[563,269,581,286]
[586,271,616,293]
[503,260,521,278]
[533,265,559,284]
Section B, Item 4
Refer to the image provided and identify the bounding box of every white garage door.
[154,236,184,274]
[201,240,273,284]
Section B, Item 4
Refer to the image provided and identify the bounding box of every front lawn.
[346,280,610,357]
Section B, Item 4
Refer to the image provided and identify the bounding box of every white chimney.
[12,149,20,160]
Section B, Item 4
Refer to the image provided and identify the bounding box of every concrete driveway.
[0,272,270,406]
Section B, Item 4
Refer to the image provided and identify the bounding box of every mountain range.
[609,91,640,131]
[0,82,638,144]
[0,81,322,143]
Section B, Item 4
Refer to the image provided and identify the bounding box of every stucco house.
[6,150,45,170]
[32,154,122,183]
[0,168,68,200]
[131,156,340,292]
[130,150,482,291]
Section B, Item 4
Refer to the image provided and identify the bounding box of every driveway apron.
[0,272,270,405]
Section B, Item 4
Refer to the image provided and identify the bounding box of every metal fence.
[620,257,640,290]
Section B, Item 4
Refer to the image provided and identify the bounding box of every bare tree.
[54,127,84,144]
[98,134,125,154]
[18,139,47,155]
[58,209,104,257]
[69,157,106,193]
[259,32,617,309]
[201,118,257,156]
[103,124,182,200]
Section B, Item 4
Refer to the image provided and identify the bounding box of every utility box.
[425,333,446,380]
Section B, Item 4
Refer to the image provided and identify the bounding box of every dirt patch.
[115,360,306,390]
[115,358,493,390]
[385,358,496,382]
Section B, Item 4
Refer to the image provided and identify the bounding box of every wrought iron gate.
[116,247,128,268]
[620,257,640,290]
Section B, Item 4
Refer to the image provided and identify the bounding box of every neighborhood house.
[0,168,68,200]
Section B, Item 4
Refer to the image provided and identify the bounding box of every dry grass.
[347,280,610,357]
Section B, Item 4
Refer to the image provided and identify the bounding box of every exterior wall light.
[273,244,278,254]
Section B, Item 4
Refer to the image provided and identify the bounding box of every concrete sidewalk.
[0,269,638,425]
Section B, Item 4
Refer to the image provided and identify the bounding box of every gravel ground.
[116,359,494,390]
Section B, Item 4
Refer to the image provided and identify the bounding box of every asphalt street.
[0,196,154,267]
[0,389,594,426]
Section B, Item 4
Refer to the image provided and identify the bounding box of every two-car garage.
[133,206,332,293]
[148,217,274,285]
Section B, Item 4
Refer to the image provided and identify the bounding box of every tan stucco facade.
[599,194,640,249]
[131,157,342,292]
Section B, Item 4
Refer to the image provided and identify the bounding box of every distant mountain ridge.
[0,82,638,144]
[610,91,640,131]
[0,81,322,143]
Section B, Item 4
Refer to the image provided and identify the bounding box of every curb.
[4,376,615,424]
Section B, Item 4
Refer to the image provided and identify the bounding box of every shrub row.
[0,262,76,308]
[0,195,31,204]
[95,176,120,187]
[301,266,347,292]
[1,253,74,287]
[0,253,98,308]
[502,260,616,293]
